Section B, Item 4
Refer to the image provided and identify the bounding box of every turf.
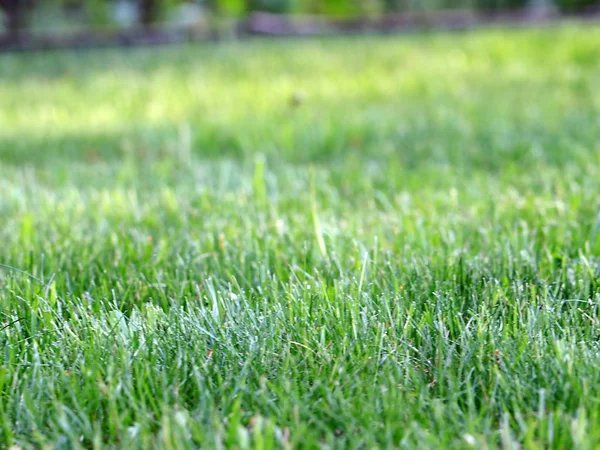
[1,25,600,449]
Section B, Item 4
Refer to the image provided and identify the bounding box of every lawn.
[1,25,600,449]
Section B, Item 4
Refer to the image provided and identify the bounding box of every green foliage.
[381,0,411,12]
[2,26,600,448]
[215,0,247,15]
[85,0,112,26]
[555,0,599,11]
[10,0,600,30]
[475,0,530,12]
[246,0,294,13]
[311,0,362,16]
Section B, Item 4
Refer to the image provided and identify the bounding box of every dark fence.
[1,0,599,50]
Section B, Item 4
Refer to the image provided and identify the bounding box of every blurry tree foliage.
[0,0,597,41]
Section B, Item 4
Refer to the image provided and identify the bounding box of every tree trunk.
[1,0,24,42]
[139,0,158,28]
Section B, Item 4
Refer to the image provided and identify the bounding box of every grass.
[1,25,600,449]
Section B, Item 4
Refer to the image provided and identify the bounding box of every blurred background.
[1,0,599,49]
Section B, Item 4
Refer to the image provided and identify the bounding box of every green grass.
[1,25,600,449]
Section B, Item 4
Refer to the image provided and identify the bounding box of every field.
[1,25,600,449]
